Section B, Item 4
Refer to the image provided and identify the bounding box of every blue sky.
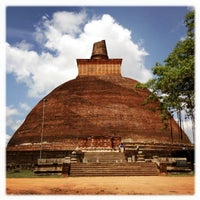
[6,6,194,143]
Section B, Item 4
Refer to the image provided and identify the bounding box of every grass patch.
[6,170,62,178]
[168,171,194,177]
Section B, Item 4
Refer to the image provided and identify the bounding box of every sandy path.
[6,176,194,195]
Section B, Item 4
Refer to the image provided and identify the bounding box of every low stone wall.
[6,150,72,169]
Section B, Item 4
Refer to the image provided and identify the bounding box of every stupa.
[7,40,193,173]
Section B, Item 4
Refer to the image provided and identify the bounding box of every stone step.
[70,173,158,177]
[71,169,158,173]
[71,162,157,167]
[70,170,158,174]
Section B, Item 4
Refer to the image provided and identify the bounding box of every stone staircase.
[69,152,159,176]
[70,162,159,176]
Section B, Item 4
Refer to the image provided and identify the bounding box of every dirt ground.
[6,176,194,195]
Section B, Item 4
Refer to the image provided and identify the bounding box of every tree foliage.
[137,10,195,142]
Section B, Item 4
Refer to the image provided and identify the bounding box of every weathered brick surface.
[7,75,191,151]
[77,59,122,76]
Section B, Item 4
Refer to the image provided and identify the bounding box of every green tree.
[138,10,195,143]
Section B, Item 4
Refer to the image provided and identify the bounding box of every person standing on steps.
[118,143,122,152]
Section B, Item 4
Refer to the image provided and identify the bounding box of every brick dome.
[7,40,191,151]
[8,75,191,148]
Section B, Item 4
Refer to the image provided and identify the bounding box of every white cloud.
[19,102,31,111]
[6,106,19,118]
[15,40,34,51]
[6,106,23,132]
[51,11,87,35]
[6,11,152,98]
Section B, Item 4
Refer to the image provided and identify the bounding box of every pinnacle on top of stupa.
[91,40,109,60]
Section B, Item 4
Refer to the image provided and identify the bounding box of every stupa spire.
[91,40,109,60]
